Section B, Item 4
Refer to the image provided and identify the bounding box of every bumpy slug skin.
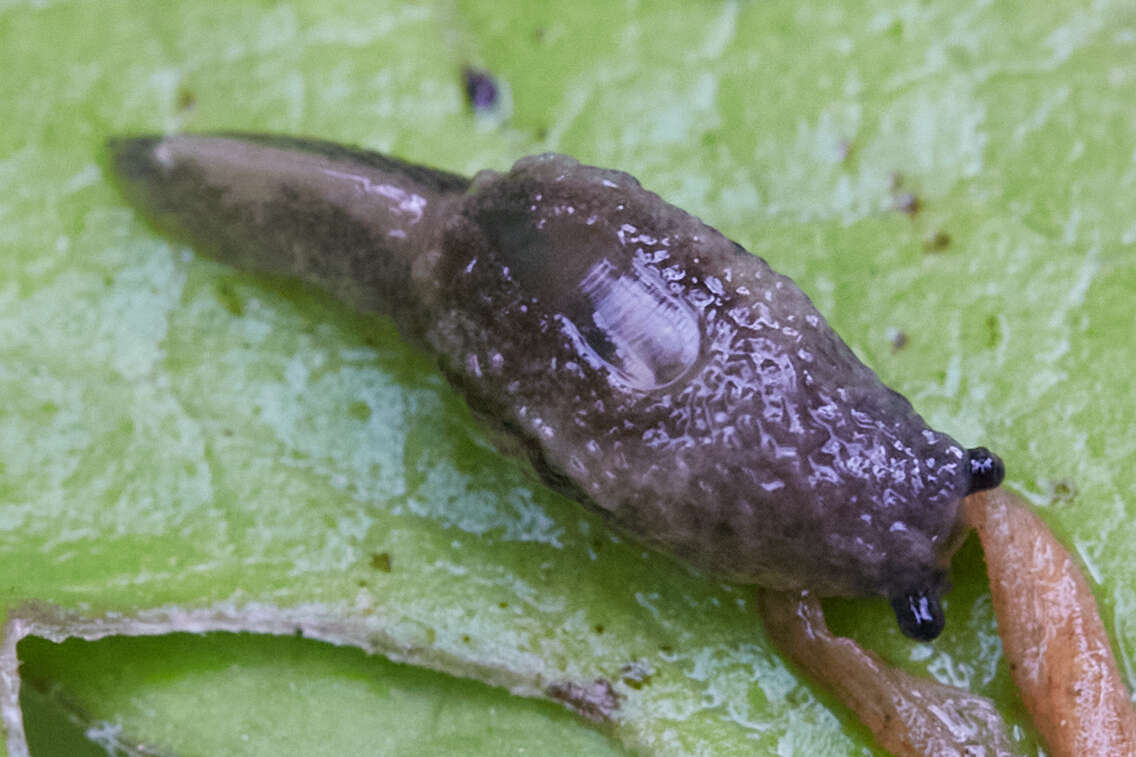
[434,155,974,596]
[108,136,1003,640]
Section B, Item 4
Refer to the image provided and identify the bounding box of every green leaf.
[2,0,1134,755]
[18,633,621,756]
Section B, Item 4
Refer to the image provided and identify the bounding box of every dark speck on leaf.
[462,66,499,110]
[923,230,952,252]
[176,85,196,113]
[619,661,654,690]
[214,279,244,316]
[370,552,392,572]
[985,313,1002,349]
[888,328,908,352]
[893,191,920,216]
[1050,479,1077,505]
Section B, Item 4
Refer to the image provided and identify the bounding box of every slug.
[107,134,1004,641]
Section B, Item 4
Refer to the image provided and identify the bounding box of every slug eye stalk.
[966,447,1005,494]
[890,589,945,642]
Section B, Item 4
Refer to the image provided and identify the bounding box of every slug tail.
[106,133,470,339]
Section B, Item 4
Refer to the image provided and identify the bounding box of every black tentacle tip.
[966,446,1005,494]
[890,590,945,642]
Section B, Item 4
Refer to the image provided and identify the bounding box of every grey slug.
[107,134,1004,641]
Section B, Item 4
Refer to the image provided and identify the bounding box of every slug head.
[889,447,1003,641]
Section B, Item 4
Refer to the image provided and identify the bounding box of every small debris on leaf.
[176,85,196,113]
[619,661,654,690]
[893,191,920,216]
[461,66,499,111]
[887,328,908,352]
[1049,479,1077,505]
[546,677,622,723]
[922,229,951,252]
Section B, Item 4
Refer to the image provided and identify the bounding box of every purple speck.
[462,66,499,110]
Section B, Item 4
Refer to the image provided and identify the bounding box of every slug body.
[108,134,1004,640]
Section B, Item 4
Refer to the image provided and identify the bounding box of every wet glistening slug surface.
[109,133,1004,641]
